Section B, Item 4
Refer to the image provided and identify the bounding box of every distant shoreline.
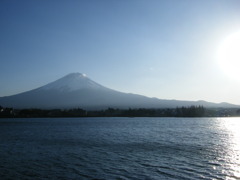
[1,106,240,118]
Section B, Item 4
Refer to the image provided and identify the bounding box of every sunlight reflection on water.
[219,117,240,179]
[1,117,240,179]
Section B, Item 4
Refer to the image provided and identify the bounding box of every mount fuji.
[0,73,238,109]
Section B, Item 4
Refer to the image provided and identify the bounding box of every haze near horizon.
[1,0,240,105]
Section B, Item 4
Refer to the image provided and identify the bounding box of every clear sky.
[1,0,240,104]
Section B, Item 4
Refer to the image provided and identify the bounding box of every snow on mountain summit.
[40,73,105,92]
[0,72,239,109]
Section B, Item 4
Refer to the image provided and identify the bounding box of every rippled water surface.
[0,117,240,179]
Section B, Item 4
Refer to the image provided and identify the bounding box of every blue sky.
[1,0,240,104]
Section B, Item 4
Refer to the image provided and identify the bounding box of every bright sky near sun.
[1,0,240,104]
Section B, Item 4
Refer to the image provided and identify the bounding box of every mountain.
[0,73,239,109]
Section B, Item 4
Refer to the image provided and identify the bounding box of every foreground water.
[0,117,240,180]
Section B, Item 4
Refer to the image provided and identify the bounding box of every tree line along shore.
[1,105,240,118]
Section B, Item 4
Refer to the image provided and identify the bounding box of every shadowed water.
[0,117,240,179]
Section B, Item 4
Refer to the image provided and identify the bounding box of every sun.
[217,31,240,80]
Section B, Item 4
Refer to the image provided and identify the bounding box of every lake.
[0,117,240,179]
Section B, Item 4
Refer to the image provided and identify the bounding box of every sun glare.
[217,31,240,80]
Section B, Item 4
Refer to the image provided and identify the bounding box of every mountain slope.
[0,73,239,109]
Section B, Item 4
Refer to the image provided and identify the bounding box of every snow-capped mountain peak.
[40,72,105,92]
[0,72,239,109]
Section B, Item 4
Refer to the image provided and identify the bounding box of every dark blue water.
[0,117,240,179]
